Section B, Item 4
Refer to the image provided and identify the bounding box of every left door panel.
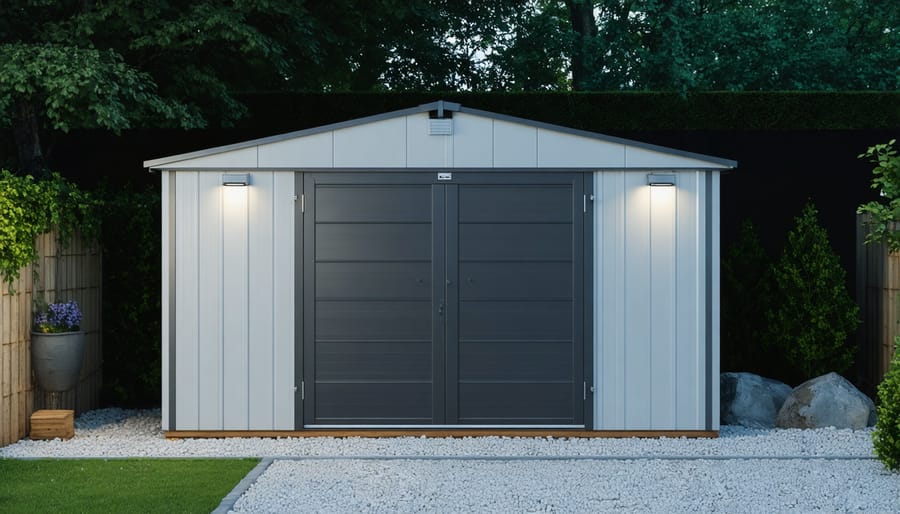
[304,176,441,425]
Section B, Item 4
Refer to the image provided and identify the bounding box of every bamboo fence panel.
[856,214,900,397]
[0,231,102,446]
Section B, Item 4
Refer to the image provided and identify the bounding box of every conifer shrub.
[721,219,774,374]
[873,340,900,471]
[766,201,860,380]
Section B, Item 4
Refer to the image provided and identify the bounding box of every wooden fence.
[856,213,900,397]
[0,232,102,447]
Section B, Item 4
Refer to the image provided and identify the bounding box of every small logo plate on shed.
[438,172,452,181]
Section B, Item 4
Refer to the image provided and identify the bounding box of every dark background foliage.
[2,91,897,405]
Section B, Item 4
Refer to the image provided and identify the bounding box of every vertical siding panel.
[197,173,223,429]
[624,172,652,429]
[710,172,721,430]
[650,184,677,429]
[249,172,275,429]
[161,172,170,430]
[175,172,200,430]
[222,182,249,429]
[675,172,702,429]
[273,173,295,429]
[597,172,626,429]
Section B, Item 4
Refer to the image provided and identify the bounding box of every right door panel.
[450,179,584,425]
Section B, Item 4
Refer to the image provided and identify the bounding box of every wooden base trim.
[165,429,718,439]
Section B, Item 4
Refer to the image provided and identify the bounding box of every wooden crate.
[30,409,74,440]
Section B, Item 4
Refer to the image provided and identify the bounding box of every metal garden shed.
[144,101,736,436]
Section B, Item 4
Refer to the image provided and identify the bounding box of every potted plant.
[31,300,85,393]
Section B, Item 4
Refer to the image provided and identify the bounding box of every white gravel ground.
[2,408,898,513]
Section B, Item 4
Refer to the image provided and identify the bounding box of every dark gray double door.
[303,172,588,426]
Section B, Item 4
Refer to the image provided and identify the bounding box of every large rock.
[776,372,877,429]
[720,372,793,428]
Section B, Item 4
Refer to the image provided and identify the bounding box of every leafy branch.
[857,139,900,251]
[0,170,101,289]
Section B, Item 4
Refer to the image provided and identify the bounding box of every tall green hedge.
[236,91,900,132]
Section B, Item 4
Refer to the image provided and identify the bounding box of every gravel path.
[2,408,898,513]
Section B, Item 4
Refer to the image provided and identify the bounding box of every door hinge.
[583,194,594,213]
[291,193,305,213]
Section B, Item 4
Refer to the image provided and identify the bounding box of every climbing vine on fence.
[0,170,101,288]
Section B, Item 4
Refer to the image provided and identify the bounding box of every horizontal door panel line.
[459,221,573,225]
[459,298,573,302]
[458,259,573,264]
[315,339,434,344]
[315,259,433,264]
[305,424,586,429]
[316,380,434,384]
[458,339,574,344]
[315,221,433,225]
[457,380,574,385]
[316,297,431,302]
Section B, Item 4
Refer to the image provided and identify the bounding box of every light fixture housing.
[647,173,676,187]
[222,173,250,186]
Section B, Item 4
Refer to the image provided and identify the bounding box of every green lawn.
[0,458,259,513]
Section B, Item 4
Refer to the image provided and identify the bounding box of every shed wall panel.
[174,172,199,430]
[197,173,223,429]
[675,172,703,430]
[248,173,275,429]
[493,121,537,167]
[273,173,295,430]
[161,172,171,430]
[259,132,334,168]
[623,174,652,429]
[333,118,406,167]
[597,172,626,429]
[222,185,249,429]
[711,172,721,431]
[594,170,710,431]
[452,113,493,167]
[649,185,677,429]
[537,129,625,168]
[407,115,451,167]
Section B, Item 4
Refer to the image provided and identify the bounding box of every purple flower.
[33,300,82,333]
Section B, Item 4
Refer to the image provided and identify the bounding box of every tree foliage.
[0,170,100,288]
[858,140,900,251]
[721,220,773,374]
[766,202,860,380]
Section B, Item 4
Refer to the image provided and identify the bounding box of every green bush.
[99,185,161,406]
[873,341,900,471]
[766,201,860,381]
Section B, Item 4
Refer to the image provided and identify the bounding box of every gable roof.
[144,100,737,170]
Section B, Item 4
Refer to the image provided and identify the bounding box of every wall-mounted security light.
[222,173,250,186]
[647,173,676,187]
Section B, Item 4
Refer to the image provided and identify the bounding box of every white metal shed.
[145,100,736,435]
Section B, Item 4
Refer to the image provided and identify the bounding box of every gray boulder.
[720,372,792,428]
[776,372,877,429]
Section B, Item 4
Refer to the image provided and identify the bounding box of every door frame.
[295,170,594,429]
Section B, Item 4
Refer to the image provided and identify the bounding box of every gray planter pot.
[31,331,85,392]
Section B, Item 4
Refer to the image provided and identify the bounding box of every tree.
[0,1,318,176]
[721,219,773,373]
[766,201,860,380]
[858,140,900,250]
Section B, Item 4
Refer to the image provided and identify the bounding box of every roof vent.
[428,107,453,135]
[428,118,453,136]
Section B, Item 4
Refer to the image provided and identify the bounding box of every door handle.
[438,302,444,316]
